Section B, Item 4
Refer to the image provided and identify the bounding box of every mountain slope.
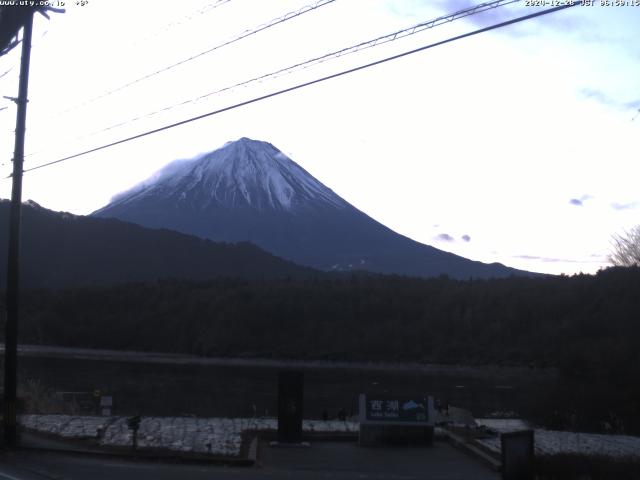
[93,137,530,279]
[0,200,315,289]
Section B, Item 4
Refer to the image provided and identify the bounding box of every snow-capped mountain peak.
[110,137,347,212]
[93,137,528,279]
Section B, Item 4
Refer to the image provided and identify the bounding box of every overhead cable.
[18,4,577,176]
[38,0,520,147]
[133,0,233,47]
[53,0,336,117]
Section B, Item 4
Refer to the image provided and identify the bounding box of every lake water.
[19,356,554,420]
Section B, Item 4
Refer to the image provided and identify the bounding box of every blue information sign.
[359,394,434,426]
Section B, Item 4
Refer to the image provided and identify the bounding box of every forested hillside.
[8,267,638,365]
[0,200,315,288]
[4,267,639,432]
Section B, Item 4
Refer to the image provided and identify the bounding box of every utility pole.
[3,9,34,448]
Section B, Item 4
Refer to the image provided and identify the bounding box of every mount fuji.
[92,137,527,279]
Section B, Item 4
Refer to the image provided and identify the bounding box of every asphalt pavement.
[0,440,498,480]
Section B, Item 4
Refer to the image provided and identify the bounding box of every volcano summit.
[93,137,526,279]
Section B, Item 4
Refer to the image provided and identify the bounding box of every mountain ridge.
[93,137,534,279]
[0,199,315,289]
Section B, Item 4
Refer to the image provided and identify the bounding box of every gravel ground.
[475,425,640,459]
[19,415,359,457]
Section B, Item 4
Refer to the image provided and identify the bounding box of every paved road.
[0,442,498,480]
[3,343,544,378]
[260,440,499,479]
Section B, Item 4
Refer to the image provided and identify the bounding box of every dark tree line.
[1,266,639,432]
[6,267,639,366]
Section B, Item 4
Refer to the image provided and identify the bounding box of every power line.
[0,66,14,80]
[0,27,47,92]
[52,0,336,118]
[131,0,233,48]
[19,4,577,176]
[0,42,19,80]
[30,0,519,153]
[102,0,522,133]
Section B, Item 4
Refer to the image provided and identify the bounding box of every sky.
[0,0,638,275]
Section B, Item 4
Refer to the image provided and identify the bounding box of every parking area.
[259,440,499,479]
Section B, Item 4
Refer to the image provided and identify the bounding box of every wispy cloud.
[411,0,523,31]
[513,254,575,263]
[513,254,603,264]
[461,234,471,242]
[538,13,591,35]
[611,201,640,211]
[473,3,588,37]
[569,194,593,207]
[392,1,591,38]
[435,233,455,242]
[515,254,544,261]
[579,88,640,112]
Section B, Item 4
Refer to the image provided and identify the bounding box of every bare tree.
[610,225,640,267]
